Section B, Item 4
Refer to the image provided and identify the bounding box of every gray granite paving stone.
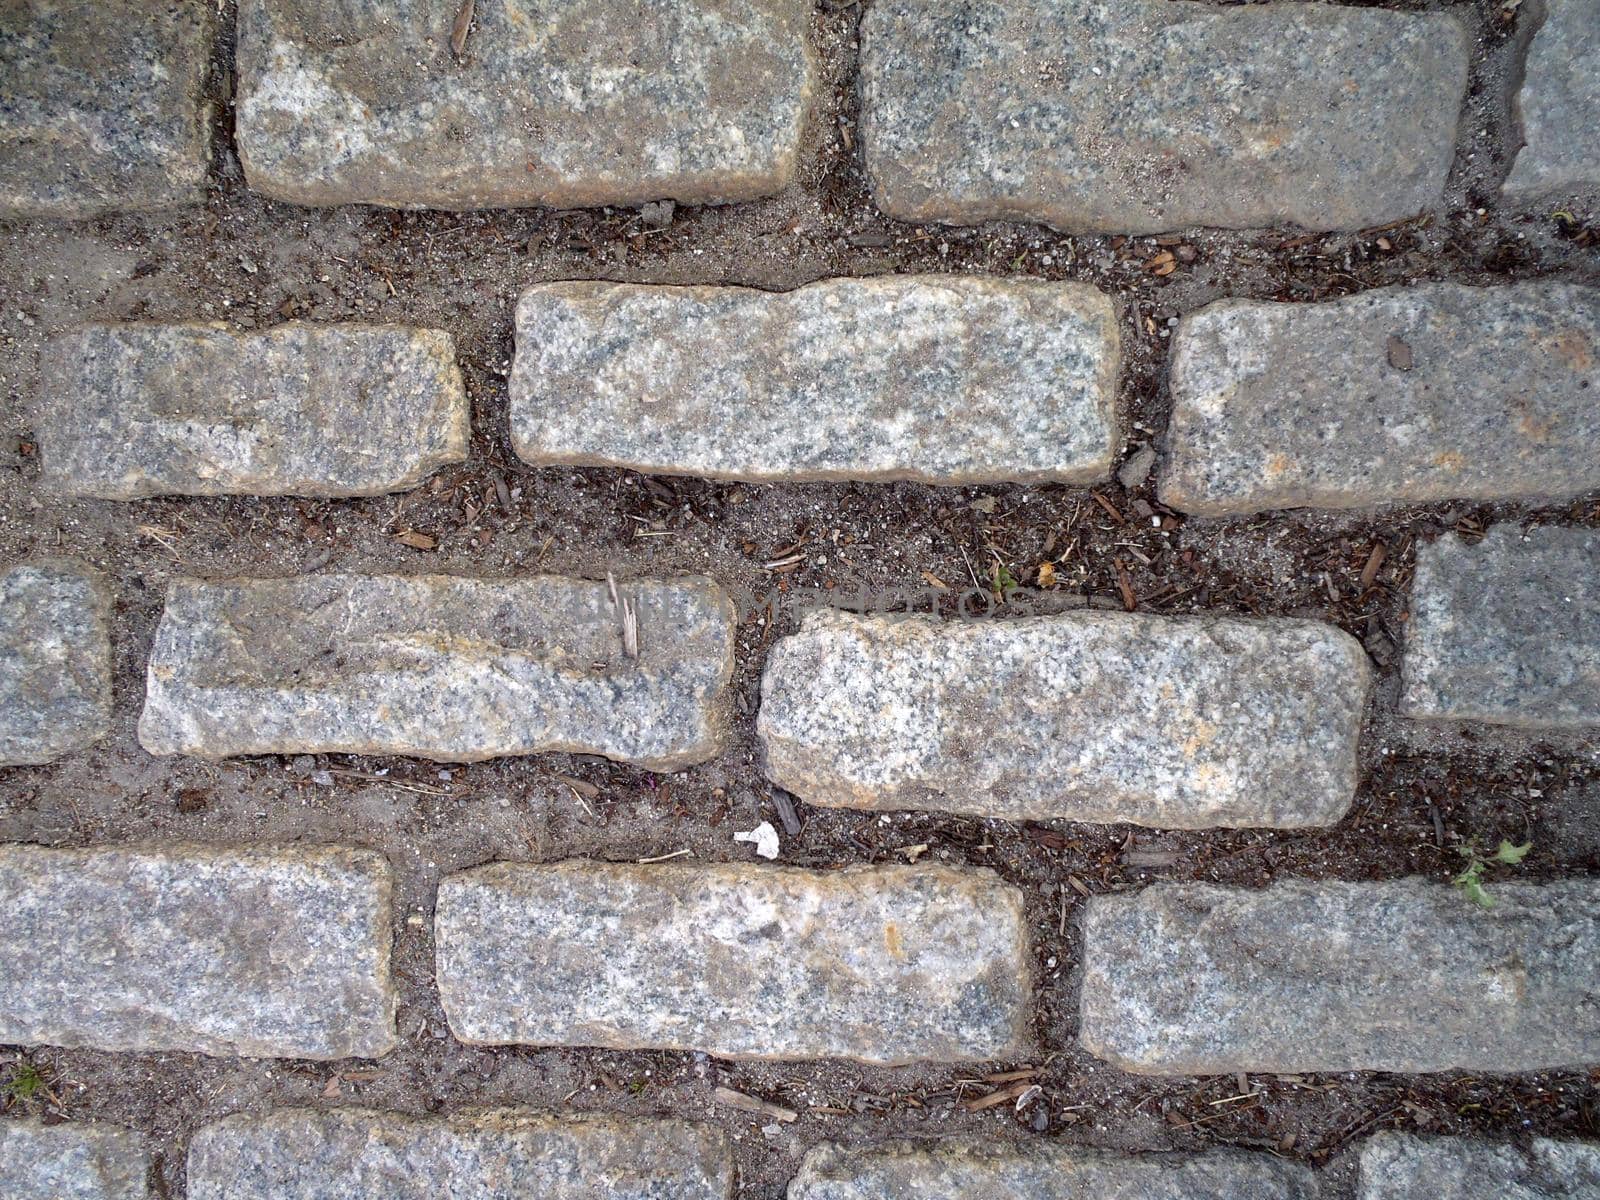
[235,0,813,210]
[138,573,734,769]
[758,609,1369,829]
[1504,0,1600,198]
[859,0,1467,234]
[0,1120,151,1200]
[1402,526,1600,730]
[0,1,214,219]
[0,560,112,766]
[1358,1132,1600,1200]
[789,1140,1318,1199]
[435,861,1029,1064]
[1079,877,1600,1075]
[188,1108,733,1200]
[37,323,468,499]
[1162,283,1600,515]
[511,276,1118,484]
[0,843,396,1060]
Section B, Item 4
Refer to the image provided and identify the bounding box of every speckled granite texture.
[1080,878,1600,1074]
[1401,526,1600,729]
[789,1140,1318,1199]
[859,0,1467,233]
[1358,1133,1600,1199]
[235,0,814,209]
[138,574,735,769]
[1162,283,1600,515]
[187,1109,734,1200]
[0,560,112,766]
[758,609,1370,829]
[38,323,468,499]
[435,861,1030,1064]
[1504,0,1600,198]
[0,843,396,1060]
[0,0,214,218]
[511,276,1119,484]
[0,1121,151,1200]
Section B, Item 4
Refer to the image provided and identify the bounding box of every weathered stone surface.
[0,1,213,219]
[235,0,813,210]
[1504,0,1600,198]
[0,560,112,766]
[859,0,1467,234]
[1358,1133,1600,1200]
[0,1120,151,1200]
[37,323,468,499]
[1080,877,1600,1074]
[1162,283,1600,515]
[1363,1133,1600,1199]
[1401,526,1600,730]
[790,1140,1318,1199]
[758,609,1369,829]
[0,843,396,1059]
[511,277,1119,484]
[188,1109,733,1200]
[435,861,1028,1064]
[138,574,733,769]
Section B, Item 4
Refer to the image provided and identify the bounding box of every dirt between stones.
[0,0,1597,1196]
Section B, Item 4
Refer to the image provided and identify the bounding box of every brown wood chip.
[713,1086,798,1122]
[449,0,475,58]
[1386,335,1414,371]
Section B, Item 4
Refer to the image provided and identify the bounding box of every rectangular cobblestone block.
[0,560,112,766]
[138,574,734,770]
[1402,526,1600,730]
[0,843,396,1060]
[236,0,813,210]
[1080,878,1600,1074]
[37,323,468,499]
[1358,1133,1600,1200]
[1504,0,1600,198]
[188,1108,733,1200]
[0,1,213,218]
[790,1140,1317,1200]
[860,0,1467,233]
[511,277,1118,484]
[435,861,1029,1064]
[1162,283,1600,515]
[758,609,1369,829]
[0,1120,151,1200]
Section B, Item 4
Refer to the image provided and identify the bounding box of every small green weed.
[1453,839,1532,909]
[3,1062,45,1103]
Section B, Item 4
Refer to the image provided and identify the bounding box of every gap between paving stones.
[1,0,1598,1195]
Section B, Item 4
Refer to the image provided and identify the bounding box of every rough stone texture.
[789,1141,1318,1199]
[0,843,396,1060]
[0,1120,151,1200]
[188,1109,733,1200]
[37,323,468,500]
[511,277,1119,484]
[1504,0,1600,198]
[235,0,814,210]
[859,0,1467,234]
[0,1,213,219]
[435,861,1029,1064]
[758,609,1369,829]
[1401,526,1600,730]
[1162,283,1600,515]
[1358,1133,1600,1199]
[0,560,112,766]
[1080,877,1600,1074]
[138,574,734,770]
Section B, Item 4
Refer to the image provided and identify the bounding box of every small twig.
[608,572,639,660]
[636,848,691,864]
[449,0,475,59]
